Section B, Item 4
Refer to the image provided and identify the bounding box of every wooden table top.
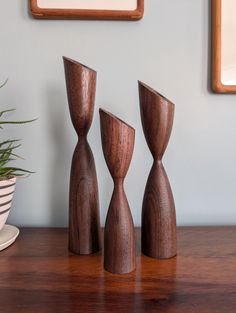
[0,227,236,313]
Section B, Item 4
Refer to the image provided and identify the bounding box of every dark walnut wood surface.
[0,227,236,312]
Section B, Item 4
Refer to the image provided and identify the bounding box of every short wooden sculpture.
[99,109,136,274]
[139,81,177,259]
[63,57,101,255]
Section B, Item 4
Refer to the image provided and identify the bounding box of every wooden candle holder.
[139,81,177,259]
[99,109,136,274]
[63,57,101,255]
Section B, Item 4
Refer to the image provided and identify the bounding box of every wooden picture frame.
[30,0,144,20]
[212,0,236,93]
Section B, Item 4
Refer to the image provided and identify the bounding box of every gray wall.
[0,0,235,227]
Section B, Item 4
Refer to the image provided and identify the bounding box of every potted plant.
[0,80,35,232]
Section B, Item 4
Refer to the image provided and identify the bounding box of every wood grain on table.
[0,227,236,312]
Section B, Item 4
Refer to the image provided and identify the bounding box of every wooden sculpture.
[138,81,176,259]
[99,109,136,274]
[63,57,101,255]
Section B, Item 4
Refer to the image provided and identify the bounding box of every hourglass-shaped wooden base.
[64,57,101,255]
[69,137,101,254]
[139,81,177,259]
[100,109,136,274]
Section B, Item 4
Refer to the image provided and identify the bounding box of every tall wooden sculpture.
[99,109,136,274]
[63,57,101,255]
[139,81,176,259]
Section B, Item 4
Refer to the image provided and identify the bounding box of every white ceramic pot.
[0,177,16,231]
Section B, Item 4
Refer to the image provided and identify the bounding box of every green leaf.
[0,144,22,153]
[0,139,21,147]
[0,80,36,177]
[0,167,34,173]
[0,158,15,166]
[0,118,37,125]
[0,79,8,89]
[0,109,15,117]
[0,167,35,178]
[7,152,24,160]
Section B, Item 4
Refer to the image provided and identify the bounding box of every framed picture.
[30,0,144,20]
[212,0,236,93]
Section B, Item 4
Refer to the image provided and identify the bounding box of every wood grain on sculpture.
[100,109,136,274]
[63,57,101,255]
[138,81,176,259]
